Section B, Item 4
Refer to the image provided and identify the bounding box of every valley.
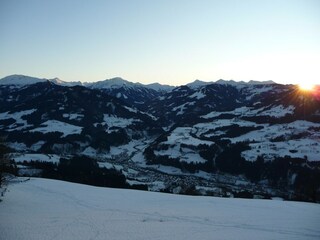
[1,75,320,202]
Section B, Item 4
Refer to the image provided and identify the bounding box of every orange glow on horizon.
[298,83,315,92]
[297,83,320,101]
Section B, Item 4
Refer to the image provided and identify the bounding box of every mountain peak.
[49,77,83,86]
[145,82,175,91]
[186,79,213,89]
[0,74,84,87]
[248,80,276,85]
[0,74,48,85]
[87,77,139,89]
[215,79,246,85]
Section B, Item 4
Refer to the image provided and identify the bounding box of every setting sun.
[299,83,315,91]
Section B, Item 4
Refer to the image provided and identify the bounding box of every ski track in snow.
[1,178,320,240]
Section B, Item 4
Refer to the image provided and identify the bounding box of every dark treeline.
[20,156,147,191]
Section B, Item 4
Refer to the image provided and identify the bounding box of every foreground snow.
[1,178,319,240]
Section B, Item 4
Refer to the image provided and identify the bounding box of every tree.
[0,137,11,187]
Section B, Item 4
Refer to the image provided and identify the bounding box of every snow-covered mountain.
[215,79,275,86]
[85,77,165,108]
[1,75,320,202]
[186,79,276,89]
[0,74,275,89]
[0,82,162,156]
[0,74,48,85]
[1,178,319,240]
[145,82,175,91]
[144,83,320,198]
[0,75,174,109]
[49,77,82,87]
[0,74,82,87]
[85,77,139,89]
[186,79,214,89]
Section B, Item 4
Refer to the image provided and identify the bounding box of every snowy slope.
[1,178,319,240]
[29,120,83,137]
[49,78,82,86]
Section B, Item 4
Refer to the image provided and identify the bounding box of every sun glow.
[299,83,315,91]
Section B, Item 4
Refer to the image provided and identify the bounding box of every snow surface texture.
[1,178,319,240]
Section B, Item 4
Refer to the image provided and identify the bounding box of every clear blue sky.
[1,0,319,85]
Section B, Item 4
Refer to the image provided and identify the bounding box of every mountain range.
[1,74,319,202]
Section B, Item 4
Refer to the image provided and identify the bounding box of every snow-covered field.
[0,109,36,131]
[192,119,320,162]
[103,114,141,133]
[201,105,295,119]
[1,178,319,240]
[30,120,82,137]
[154,127,213,163]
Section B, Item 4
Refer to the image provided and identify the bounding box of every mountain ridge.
[1,75,320,202]
[0,74,281,90]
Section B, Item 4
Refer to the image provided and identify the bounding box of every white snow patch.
[30,141,46,151]
[98,162,124,171]
[62,113,84,121]
[148,181,166,191]
[18,168,42,176]
[124,106,138,113]
[173,102,195,116]
[242,139,320,162]
[201,105,295,119]
[245,85,273,100]
[231,121,320,162]
[154,127,213,163]
[103,114,140,132]
[188,91,206,100]
[82,147,98,157]
[30,120,82,137]
[154,148,207,164]
[0,109,36,130]
[256,105,295,118]
[201,106,252,119]
[165,127,213,146]
[12,154,60,163]
[193,119,258,138]
[6,142,27,151]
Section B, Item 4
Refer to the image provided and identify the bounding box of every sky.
[0,0,319,86]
